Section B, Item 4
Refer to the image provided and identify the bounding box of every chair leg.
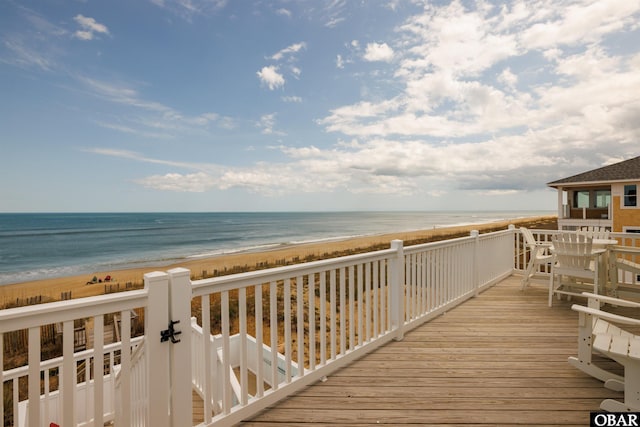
[548,270,554,307]
[600,354,640,411]
[521,259,535,290]
[568,356,624,385]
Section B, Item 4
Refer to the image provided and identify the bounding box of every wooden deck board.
[238,275,636,426]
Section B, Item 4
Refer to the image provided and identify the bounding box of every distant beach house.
[547,155,640,232]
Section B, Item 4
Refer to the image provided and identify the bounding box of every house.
[547,155,640,232]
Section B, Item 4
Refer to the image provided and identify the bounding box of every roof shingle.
[547,156,640,187]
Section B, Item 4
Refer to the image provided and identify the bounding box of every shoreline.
[0,215,557,307]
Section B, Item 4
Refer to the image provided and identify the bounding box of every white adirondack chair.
[569,293,640,387]
[520,227,552,290]
[578,226,610,240]
[571,293,640,411]
[549,233,605,307]
[608,245,640,294]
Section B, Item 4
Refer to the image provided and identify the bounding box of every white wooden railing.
[0,290,149,427]
[4,227,638,427]
[178,229,515,426]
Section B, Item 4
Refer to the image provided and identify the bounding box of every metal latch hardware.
[160,320,182,344]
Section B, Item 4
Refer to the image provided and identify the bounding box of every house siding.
[612,182,640,232]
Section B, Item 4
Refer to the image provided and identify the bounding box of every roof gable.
[547,155,640,187]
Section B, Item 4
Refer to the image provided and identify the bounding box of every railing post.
[471,230,480,297]
[167,268,193,427]
[508,224,517,272]
[390,240,405,341]
[145,271,171,427]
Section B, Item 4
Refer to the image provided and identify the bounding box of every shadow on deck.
[238,275,634,426]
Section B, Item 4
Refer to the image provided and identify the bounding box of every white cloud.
[276,8,292,18]
[257,113,286,135]
[136,172,216,192]
[312,0,640,195]
[282,96,302,103]
[363,42,394,62]
[271,42,306,61]
[498,68,518,90]
[520,0,639,49]
[73,15,109,41]
[82,1,640,200]
[79,77,236,136]
[149,0,228,20]
[2,37,53,71]
[257,65,285,90]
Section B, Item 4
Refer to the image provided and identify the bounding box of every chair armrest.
[580,292,640,309]
[571,304,640,327]
[610,245,640,255]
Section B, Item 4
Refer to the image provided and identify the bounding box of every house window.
[624,185,637,207]
[574,191,590,208]
[594,190,610,208]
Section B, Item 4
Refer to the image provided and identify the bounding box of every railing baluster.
[269,281,278,390]
[420,252,427,315]
[284,278,292,382]
[320,271,327,365]
[239,287,248,405]
[413,254,418,320]
[365,262,371,342]
[296,275,304,376]
[28,326,41,426]
[330,269,337,360]
[44,366,50,423]
[340,267,346,355]
[383,261,388,331]
[309,273,316,370]
[348,265,355,349]
[67,327,77,423]
[381,261,388,331]
[94,314,104,427]
[202,295,213,421]
[426,250,433,312]
[120,310,131,427]
[372,261,379,338]
[357,263,363,346]
[254,284,264,398]
[221,290,231,413]
[13,377,18,427]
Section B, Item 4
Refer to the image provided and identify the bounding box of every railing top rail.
[403,233,476,254]
[403,228,515,255]
[0,288,148,333]
[192,246,397,296]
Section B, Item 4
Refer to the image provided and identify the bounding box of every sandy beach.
[0,215,556,307]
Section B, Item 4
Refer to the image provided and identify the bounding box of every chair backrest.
[520,227,537,248]
[578,226,610,240]
[552,233,594,270]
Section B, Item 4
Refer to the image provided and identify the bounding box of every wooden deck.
[237,275,636,427]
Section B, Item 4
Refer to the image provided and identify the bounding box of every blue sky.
[1,0,639,212]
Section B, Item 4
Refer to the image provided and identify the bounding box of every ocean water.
[0,211,553,286]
